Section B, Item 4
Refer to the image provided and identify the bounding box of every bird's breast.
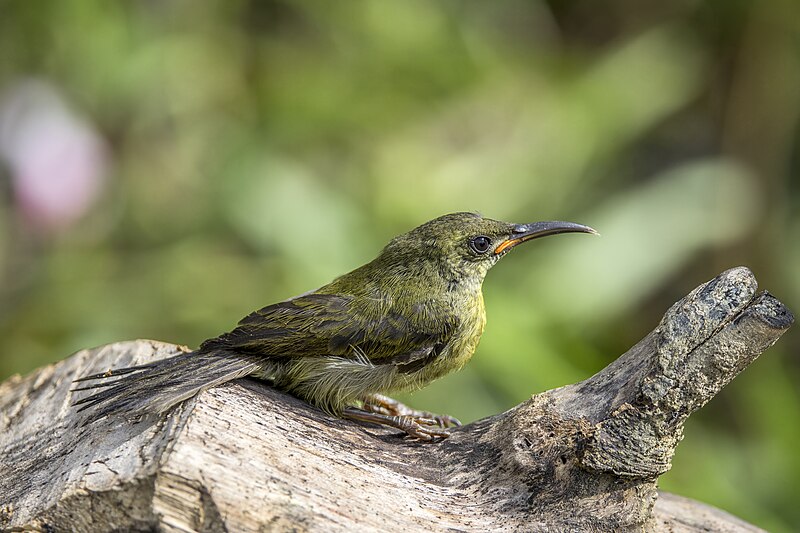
[411,292,486,386]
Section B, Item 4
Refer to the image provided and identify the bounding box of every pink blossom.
[0,80,108,232]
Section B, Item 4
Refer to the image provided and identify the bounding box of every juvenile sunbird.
[75,213,596,440]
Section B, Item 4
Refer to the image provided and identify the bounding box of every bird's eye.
[469,236,492,254]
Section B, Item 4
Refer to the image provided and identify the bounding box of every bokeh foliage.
[1,1,798,529]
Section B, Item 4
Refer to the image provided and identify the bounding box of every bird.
[73,212,597,440]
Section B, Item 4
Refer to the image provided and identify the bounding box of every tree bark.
[0,266,793,532]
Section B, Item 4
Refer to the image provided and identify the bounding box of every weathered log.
[0,267,793,532]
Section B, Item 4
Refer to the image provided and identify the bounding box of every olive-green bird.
[74,213,596,440]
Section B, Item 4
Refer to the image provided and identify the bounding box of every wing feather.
[199,292,456,370]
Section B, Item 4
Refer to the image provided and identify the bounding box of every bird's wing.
[199,293,456,370]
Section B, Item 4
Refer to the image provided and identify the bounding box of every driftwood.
[0,266,793,532]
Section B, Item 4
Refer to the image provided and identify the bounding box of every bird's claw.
[430,413,462,428]
[362,394,461,429]
[343,404,457,441]
[397,415,452,441]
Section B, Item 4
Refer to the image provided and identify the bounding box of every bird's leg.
[362,394,461,428]
[343,406,451,441]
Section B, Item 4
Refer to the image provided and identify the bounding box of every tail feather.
[71,378,131,392]
[72,362,156,383]
[73,351,262,424]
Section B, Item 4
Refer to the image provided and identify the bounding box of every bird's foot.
[343,406,453,441]
[362,394,461,428]
[346,393,461,440]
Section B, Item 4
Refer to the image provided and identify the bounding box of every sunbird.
[74,213,596,440]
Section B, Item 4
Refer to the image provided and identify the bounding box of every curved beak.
[494,221,598,255]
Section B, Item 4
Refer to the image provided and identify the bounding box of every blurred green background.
[0,0,798,529]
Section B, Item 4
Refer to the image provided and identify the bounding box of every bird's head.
[378,212,597,287]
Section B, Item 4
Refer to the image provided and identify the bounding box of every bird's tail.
[72,350,262,424]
